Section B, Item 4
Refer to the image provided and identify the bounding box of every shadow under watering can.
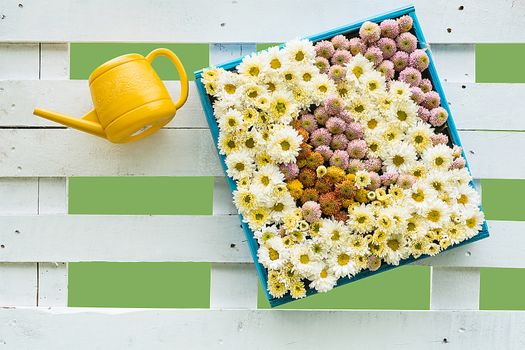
[34,48,189,143]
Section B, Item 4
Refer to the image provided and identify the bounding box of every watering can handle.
[146,48,189,110]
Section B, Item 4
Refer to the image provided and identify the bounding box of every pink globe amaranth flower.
[324,95,346,116]
[367,172,381,190]
[315,40,335,59]
[364,46,384,66]
[330,150,350,169]
[429,107,449,127]
[409,49,430,71]
[279,162,299,180]
[315,145,334,161]
[423,91,441,109]
[451,157,466,170]
[377,60,395,80]
[392,51,409,72]
[396,32,418,53]
[399,67,422,87]
[397,15,413,33]
[364,157,382,172]
[326,117,346,135]
[377,37,397,59]
[347,139,368,159]
[314,106,330,125]
[380,172,399,186]
[397,174,416,189]
[331,49,352,66]
[359,21,381,43]
[328,64,347,82]
[417,106,431,122]
[347,159,365,173]
[410,86,425,104]
[345,122,364,140]
[315,56,330,74]
[349,37,366,56]
[331,34,350,50]
[302,201,322,223]
[300,113,318,133]
[431,133,449,145]
[419,78,433,93]
[339,110,354,124]
[310,128,332,147]
[330,134,349,150]
[380,19,400,39]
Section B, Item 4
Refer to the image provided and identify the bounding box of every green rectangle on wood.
[68,176,213,215]
[476,44,525,83]
[480,268,525,310]
[481,179,525,221]
[70,43,209,80]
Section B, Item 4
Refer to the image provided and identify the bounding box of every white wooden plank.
[430,267,480,310]
[0,80,205,128]
[0,263,37,306]
[37,262,67,307]
[0,129,222,177]
[0,44,39,79]
[213,177,236,215]
[0,178,38,214]
[0,129,521,178]
[2,308,525,349]
[0,216,517,268]
[430,44,474,83]
[210,263,258,309]
[2,0,525,43]
[0,215,246,263]
[2,80,524,131]
[40,44,69,80]
[37,178,67,215]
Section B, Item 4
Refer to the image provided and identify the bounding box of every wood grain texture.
[0,128,521,178]
[2,307,525,349]
[431,267,480,310]
[0,216,519,268]
[2,0,525,43]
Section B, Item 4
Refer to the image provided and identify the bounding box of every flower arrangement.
[196,7,488,304]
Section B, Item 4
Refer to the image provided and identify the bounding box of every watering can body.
[34,48,188,143]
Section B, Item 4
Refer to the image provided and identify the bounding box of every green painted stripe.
[480,268,525,310]
[256,43,279,52]
[258,266,430,309]
[481,179,525,221]
[68,262,210,308]
[70,43,209,80]
[476,44,525,83]
[68,177,213,215]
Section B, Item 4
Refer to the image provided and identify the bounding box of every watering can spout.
[33,108,106,138]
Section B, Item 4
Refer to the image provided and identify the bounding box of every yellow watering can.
[33,48,189,143]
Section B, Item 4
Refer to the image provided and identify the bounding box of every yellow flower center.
[427,209,441,222]
[320,269,328,278]
[280,140,290,151]
[466,217,477,229]
[303,72,312,81]
[331,230,340,241]
[352,66,363,77]
[337,253,350,266]
[275,101,287,114]
[414,135,424,144]
[387,239,400,251]
[393,155,405,166]
[248,66,260,76]
[270,58,281,69]
[268,248,279,261]
[318,84,328,93]
[273,202,284,212]
[458,194,468,205]
[224,84,236,94]
[235,163,244,171]
[412,189,425,202]
[435,157,444,166]
[295,51,305,61]
[354,104,364,113]
[299,254,310,264]
[367,119,378,129]
[261,175,270,186]
[397,111,408,121]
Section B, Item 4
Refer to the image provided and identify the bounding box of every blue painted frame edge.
[195,4,489,308]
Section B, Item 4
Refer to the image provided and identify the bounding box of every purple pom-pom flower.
[392,51,409,72]
[347,139,368,159]
[396,32,418,53]
[397,15,413,33]
[310,128,332,147]
[423,91,441,109]
[380,19,400,39]
[364,46,384,66]
[399,67,422,87]
[348,37,366,56]
[331,49,352,66]
[331,34,350,50]
[330,134,349,150]
[377,38,397,59]
[345,122,364,140]
[299,113,318,133]
[359,21,381,43]
[330,150,350,169]
[429,107,448,127]
[279,162,299,180]
[377,60,395,80]
[302,201,322,223]
[315,40,335,59]
[409,49,430,71]
[326,117,346,135]
[315,145,334,161]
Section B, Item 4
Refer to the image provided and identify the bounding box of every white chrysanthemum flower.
[346,53,374,81]
[268,192,296,222]
[425,171,453,194]
[309,266,338,293]
[381,233,409,265]
[361,70,387,96]
[319,218,349,247]
[311,75,336,103]
[380,123,404,143]
[216,70,245,101]
[233,188,258,213]
[283,39,316,65]
[383,141,418,173]
[390,99,418,129]
[408,181,438,214]
[218,109,244,133]
[348,204,376,234]
[406,214,429,239]
[348,234,370,255]
[447,168,473,192]
[329,248,357,278]
[346,95,370,121]
[364,134,386,158]
[297,65,318,84]
[268,91,297,124]
[445,222,468,244]
[252,164,285,190]
[201,67,221,84]
[354,170,372,189]
[258,237,289,270]
[423,200,450,228]
[290,244,322,278]
[213,99,242,119]
[225,150,255,180]
[218,132,238,155]
[454,184,481,209]
[463,207,485,237]
[406,121,434,154]
[267,125,302,163]
[422,144,454,172]
[409,236,429,259]
[237,53,268,80]
[388,80,412,100]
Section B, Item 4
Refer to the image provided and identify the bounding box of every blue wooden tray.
[195,5,490,307]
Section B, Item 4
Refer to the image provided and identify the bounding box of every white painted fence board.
[2,308,525,349]
[37,263,67,307]
[0,216,517,268]
[0,129,522,178]
[0,80,205,128]
[0,44,39,79]
[2,0,525,43]
[40,44,69,80]
[210,263,258,309]
[0,178,38,214]
[2,80,524,130]
[430,267,480,310]
[38,178,67,215]
[0,215,246,263]
[429,44,475,83]
[0,263,37,307]
[213,177,236,215]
